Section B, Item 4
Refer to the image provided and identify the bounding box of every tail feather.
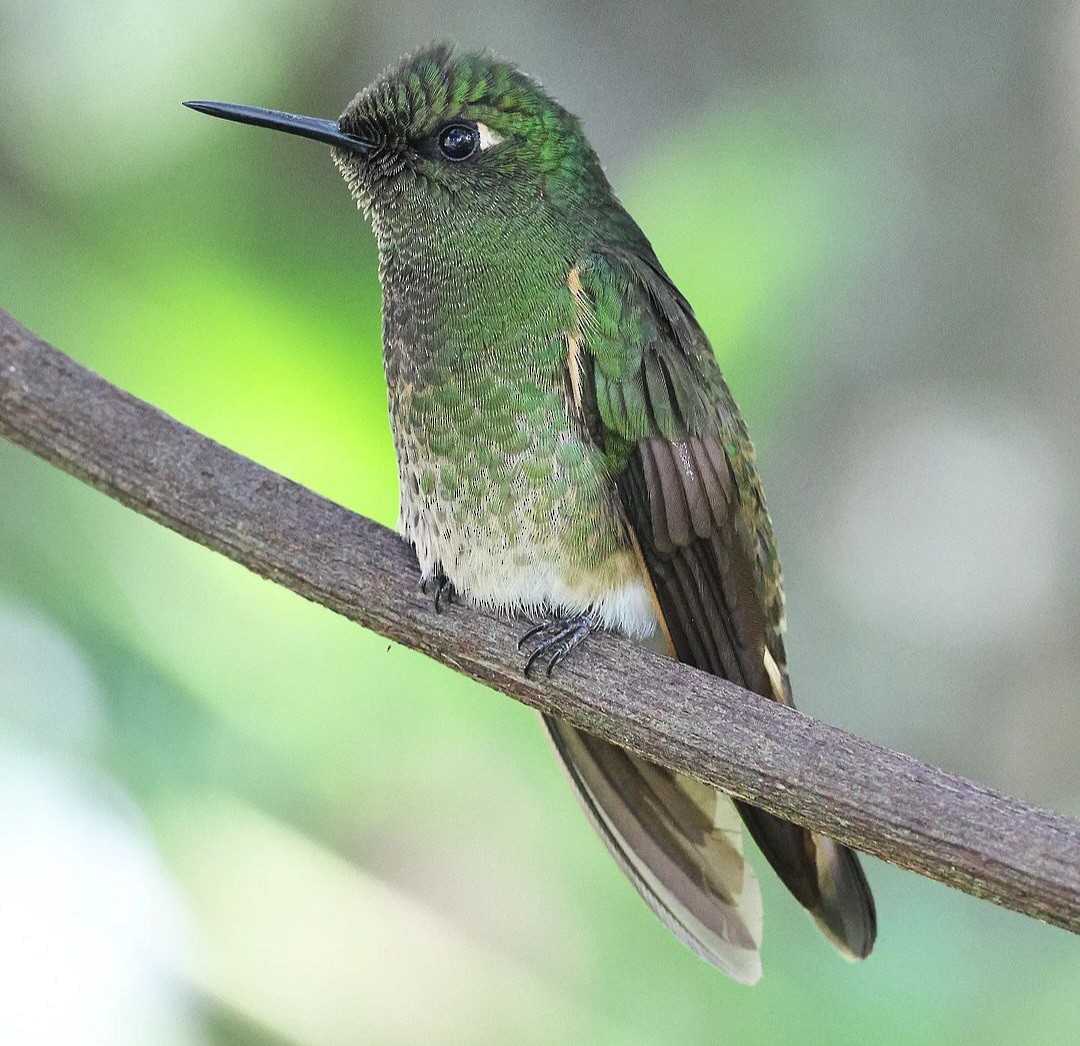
[735,800,876,959]
[543,714,764,983]
[811,836,877,960]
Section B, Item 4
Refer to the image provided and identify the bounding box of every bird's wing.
[552,245,875,968]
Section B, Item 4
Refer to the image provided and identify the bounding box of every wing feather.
[548,246,876,970]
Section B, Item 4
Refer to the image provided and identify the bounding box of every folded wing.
[547,245,876,972]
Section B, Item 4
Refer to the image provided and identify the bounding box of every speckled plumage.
[333,45,876,976]
[189,43,876,980]
[335,46,659,633]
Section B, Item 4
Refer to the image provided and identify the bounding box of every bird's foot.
[518,611,597,678]
[419,571,455,614]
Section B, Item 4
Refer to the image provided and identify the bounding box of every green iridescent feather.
[197,42,878,975]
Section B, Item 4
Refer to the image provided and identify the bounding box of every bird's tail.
[542,714,765,983]
[735,800,877,960]
[543,713,876,978]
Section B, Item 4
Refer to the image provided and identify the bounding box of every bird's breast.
[383,332,656,637]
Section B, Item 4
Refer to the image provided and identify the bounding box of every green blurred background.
[2,1,1079,1043]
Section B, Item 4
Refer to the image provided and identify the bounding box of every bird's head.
[186,45,619,261]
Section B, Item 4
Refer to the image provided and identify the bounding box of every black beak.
[182,101,374,155]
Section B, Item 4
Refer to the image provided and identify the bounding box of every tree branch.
[2,307,1078,934]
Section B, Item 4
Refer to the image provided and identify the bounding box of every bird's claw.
[419,572,455,614]
[518,612,596,678]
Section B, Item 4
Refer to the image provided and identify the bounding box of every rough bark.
[2,308,1077,934]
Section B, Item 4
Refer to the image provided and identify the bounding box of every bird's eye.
[438,124,480,161]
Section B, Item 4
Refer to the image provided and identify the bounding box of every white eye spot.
[476,122,504,151]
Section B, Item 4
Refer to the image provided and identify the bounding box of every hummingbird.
[185,43,876,982]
